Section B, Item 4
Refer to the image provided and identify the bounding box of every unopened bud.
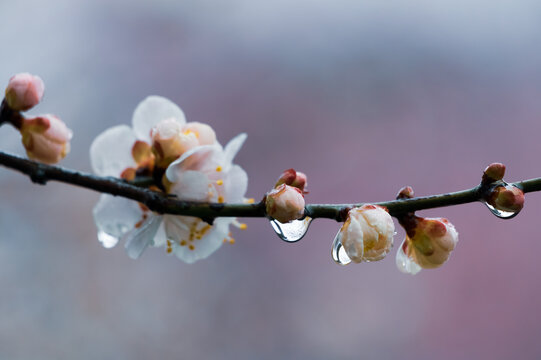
[183,122,216,146]
[482,163,506,184]
[338,204,395,263]
[275,168,307,192]
[151,118,198,167]
[20,115,72,164]
[5,73,44,111]
[265,184,305,223]
[396,216,458,274]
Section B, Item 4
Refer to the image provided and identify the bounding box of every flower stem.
[0,150,539,222]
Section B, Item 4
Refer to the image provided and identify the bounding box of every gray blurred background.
[1,0,541,359]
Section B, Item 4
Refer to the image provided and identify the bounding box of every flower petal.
[396,239,422,275]
[124,214,162,259]
[172,217,232,264]
[224,133,247,164]
[93,194,143,248]
[132,96,186,142]
[90,125,137,177]
[165,144,217,181]
[169,170,211,201]
[224,165,248,203]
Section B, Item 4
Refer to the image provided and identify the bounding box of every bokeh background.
[1,0,541,359]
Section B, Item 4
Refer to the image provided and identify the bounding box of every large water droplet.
[331,230,351,265]
[97,230,119,248]
[484,202,519,219]
[483,183,522,219]
[270,217,312,242]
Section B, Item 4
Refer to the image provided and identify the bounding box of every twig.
[0,151,539,222]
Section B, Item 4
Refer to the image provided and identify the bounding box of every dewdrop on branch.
[267,170,312,242]
[331,205,395,265]
[4,73,44,111]
[480,163,524,219]
[395,186,459,275]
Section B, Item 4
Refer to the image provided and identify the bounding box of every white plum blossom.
[90,96,248,263]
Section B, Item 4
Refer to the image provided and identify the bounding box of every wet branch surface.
[1,151,539,222]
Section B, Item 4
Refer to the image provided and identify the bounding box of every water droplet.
[97,230,119,248]
[484,202,519,219]
[331,230,351,265]
[270,217,312,242]
[483,183,522,219]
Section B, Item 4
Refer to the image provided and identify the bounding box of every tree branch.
[0,151,539,222]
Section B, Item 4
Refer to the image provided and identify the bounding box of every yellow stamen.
[216,179,223,186]
[239,223,247,230]
[180,240,187,246]
[166,247,172,253]
[218,196,224,203]
[229,238,235,244]
[189,244,195,250]
[216,166,222,172]
[245,198,255,204]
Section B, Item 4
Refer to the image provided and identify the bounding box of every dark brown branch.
[0,151,539,222]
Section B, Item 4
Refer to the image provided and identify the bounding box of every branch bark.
[0,151,538,222]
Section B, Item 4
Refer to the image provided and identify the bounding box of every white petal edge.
[396,240,422,275]
[90,125,137,177]
[124,215,162,259]
[132,96,186,142]
[224,133,247,164]
[93,194,143,248]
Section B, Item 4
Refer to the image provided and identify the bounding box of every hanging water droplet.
[270,217,312,242]
[483,183,523,219]
[483,202,519,219]
[97,230,119,248]
[331,230,351,265]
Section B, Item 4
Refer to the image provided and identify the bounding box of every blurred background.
[1,0,541,359]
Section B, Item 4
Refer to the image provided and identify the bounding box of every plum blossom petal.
[166,217,232,264]
[93,194,144,248]
[224,133,247,164]
[165,145,217,181]
[396,240,422,275]
[223,165,248,203]
[90,125,137,176]
[169,170,212,202]
[132,96,186,142]
[124,215,163,259]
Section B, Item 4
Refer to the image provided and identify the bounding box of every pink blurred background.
[1,0,541,358]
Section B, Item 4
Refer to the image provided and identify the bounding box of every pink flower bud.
[339,205,395,262]
[482,162,506,184]
[5,73,45,111]
[486,184,524,213]
[20,115,72,164]
[397,217,458,273]
[151,118,198,167]
[265,184,305,223]
[274,168,307,192]
[182,122,216,146]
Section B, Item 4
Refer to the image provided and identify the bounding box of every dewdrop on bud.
[396,217,459,275]
[5,73,44,111]
[334,205,395,264]
[183,122,216,146]
[20,115,72,164]
[480,162,524,219]
[274,168,307,192]
[265,184,305,223]
[151,118,198,168]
